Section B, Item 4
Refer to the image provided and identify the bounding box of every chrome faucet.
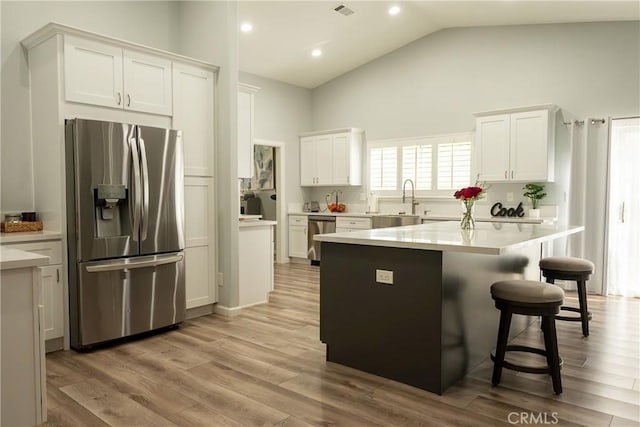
[402,179,419,215]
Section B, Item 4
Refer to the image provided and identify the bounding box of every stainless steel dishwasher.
[307,215,336,265]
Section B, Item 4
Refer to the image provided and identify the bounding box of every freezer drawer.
[71,252,185,349]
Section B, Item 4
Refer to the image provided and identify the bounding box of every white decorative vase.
[528,208,541,218]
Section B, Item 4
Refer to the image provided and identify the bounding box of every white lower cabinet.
[239,224,274,306]
[184,177,216,309]
[39,265,64,341]
[0,240,64,347]
[288,215,308,259]
[336,216,371,233]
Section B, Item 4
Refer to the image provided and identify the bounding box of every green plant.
[522,183,547,209]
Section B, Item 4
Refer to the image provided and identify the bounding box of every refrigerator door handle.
[85,253,184,273]
[138,134,150,241]
[129,137,142,241]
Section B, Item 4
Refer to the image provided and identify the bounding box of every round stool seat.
[540,257,594,273]
[491,280,565,304]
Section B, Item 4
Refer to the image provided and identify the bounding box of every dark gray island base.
[319,241,541,395]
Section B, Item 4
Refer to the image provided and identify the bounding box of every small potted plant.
[522,183,547,218]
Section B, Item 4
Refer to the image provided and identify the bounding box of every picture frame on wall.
[253,144,274,190]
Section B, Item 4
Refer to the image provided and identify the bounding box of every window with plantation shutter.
[369,146,397,191]
[437,142,472,190]
[368,132,473,196]
[402,144,432,190]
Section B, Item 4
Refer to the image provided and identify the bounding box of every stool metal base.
[491,345,564,375]
[542,270,592,337]
[491,301,563,394]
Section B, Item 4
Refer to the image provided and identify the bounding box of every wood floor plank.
[44,263,640,426]
[60,378,177,426]
[467,395,584,426]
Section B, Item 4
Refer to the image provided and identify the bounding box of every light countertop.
[239,220,277,229]
[288,211,550,224]
[313,221,583,255]
[0,230,63,244]
[0,247,50,270]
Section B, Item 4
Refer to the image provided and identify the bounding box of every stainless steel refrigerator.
[65,118,185,350]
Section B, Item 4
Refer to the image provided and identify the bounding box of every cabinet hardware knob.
[511,170,514,179]
[56,269,60,282]
[504,171,507,179]
[127,94,131,107]
[117,92,121,105]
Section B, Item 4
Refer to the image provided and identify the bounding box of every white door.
[606,117,640,297]
[475,115,510,181]
[300,137,316,186]
[123,49,172,115]
[184,177,216,308]
[40,265,64,341]
[315,135,333,185]
[510,110,549,181]
[63,35,123,108]
[172,63,215,176]
[332,134,351,185]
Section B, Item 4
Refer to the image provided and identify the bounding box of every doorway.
[605,117,640,297]
[253,139,287,264]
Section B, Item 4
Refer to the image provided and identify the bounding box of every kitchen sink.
[371,214,421,229]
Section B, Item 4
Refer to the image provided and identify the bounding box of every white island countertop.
[314,221,583,255]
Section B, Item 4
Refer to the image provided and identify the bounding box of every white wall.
[239,72,313,205]
[308,22,640,212]
[174,1,239,308]
[0,0,180,212]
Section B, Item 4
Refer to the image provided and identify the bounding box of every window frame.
[367,132,474,198]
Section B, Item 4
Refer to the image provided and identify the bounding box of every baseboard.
[186,304,215,320]
[214,300,268,316]
[289,257,310,265]
[45,337,64,353]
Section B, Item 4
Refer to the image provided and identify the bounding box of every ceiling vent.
[334,4,355,16]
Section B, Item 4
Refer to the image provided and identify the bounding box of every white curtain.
[606,118,640,297]
[567,119,609,294]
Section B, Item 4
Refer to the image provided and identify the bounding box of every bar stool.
[540,257,594,337]
[490,280,565,394]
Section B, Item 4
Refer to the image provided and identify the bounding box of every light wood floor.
[45,263,640,426]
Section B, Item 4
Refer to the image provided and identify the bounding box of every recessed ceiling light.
[311,48,323,57]
[240,22,253,32]
[388,5,400,16]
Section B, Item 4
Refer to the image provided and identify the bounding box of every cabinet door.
[64,35,123,108]
[288,225,308,258]
[40,265,64,341]
[475,115,510,182]
[184,177,216,308]
[173,63,215,176]
[123,49,172,115]
[238,90,253,178]
[332,134,351,185]
[315,135,333,185]
[510,110,549,181]
[300,137,316,186]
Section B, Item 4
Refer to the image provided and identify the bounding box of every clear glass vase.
[460,200,475,230]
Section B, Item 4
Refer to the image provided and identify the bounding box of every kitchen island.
[315,221,583,394]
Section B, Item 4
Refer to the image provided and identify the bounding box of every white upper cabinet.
[173,62,215,176]
[238,83,259,179]
[64,35,172,115]
[64,35,123,109]
[299,129,363,187]
[474,106,556,182]
[123,50,172,115]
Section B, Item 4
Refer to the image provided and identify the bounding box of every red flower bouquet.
[454,185,487,230]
